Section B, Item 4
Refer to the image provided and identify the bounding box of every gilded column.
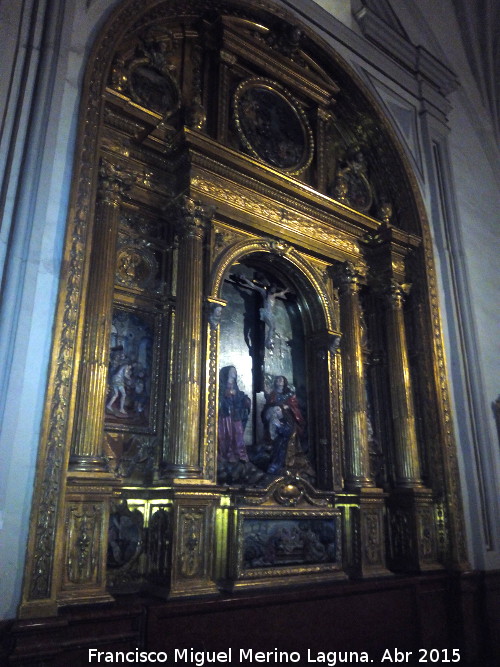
[384,280,423,488]
[165,197,212,479]
[334,263,390,577]
[203,298,227,482]
[70,160,130,471]
[333,262,374,489]
[365,227,441,571]
[382,279,442,571]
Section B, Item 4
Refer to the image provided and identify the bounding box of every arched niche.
[208,240,342,491]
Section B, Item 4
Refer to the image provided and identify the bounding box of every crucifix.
[237,274,290,350]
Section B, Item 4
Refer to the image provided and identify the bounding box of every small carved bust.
[379,197,393,224]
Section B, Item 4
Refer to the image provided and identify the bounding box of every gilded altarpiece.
[20,0,469,617]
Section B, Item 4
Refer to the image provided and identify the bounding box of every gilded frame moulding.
[208,236,336,333]
[205,235,343,492]
[229,507,344,588]
[420,231,469,567]
[202,311,220,482]
[233,77,314,175]
[192,173,366,267]
[104,303,163,435]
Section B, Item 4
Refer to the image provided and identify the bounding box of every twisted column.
[334,262,374,489]
[70,161,130,471]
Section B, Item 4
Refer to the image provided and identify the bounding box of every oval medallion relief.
[233,78,314,174]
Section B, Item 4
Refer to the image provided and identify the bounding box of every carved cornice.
[352,1,459,105]
[192,173,364,265]
[187,129,381,233]
[239,474,332,507]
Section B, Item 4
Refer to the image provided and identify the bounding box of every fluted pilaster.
[70,161,131,471]
[334,262,374,489]
[165,197,213,478]
[384,281,423,488]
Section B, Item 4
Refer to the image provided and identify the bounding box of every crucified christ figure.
[238,275,290,350]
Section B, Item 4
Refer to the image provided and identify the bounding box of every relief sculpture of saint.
[217,366,251,464]
[217,369,314,485]
[262,375,314,480]
[217,268,315,487]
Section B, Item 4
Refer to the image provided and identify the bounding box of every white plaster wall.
[0,0,67,621]
[0,0,121,621]
[446,98,500,568]
[448,113,499,398]
[430,0,500,443]
[391,0,500,567]
[311,0,358,30]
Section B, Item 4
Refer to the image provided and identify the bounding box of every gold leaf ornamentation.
[192,175,361,258]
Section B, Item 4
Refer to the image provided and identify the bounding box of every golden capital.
[325,330,342,353]
[268,237,292,257]
[175,196,215,240]
[207,298,227,329]
[310,330,342,354]
[386,280,411,308]
[97,160,132,206]
[317,107,335,123]
[331,261,362,293]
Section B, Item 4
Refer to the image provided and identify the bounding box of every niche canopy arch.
[21,0,467,616]
[209,238,341,491]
